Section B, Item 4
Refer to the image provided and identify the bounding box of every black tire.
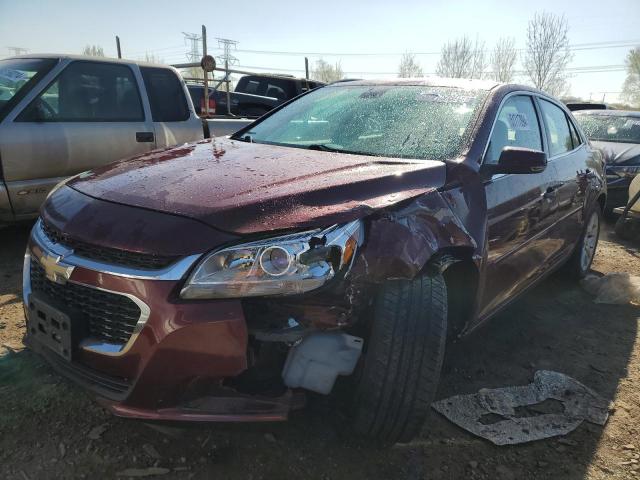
[566,205,601,279]
[350,274,447,444]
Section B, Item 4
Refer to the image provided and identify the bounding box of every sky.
[1,0,638,103]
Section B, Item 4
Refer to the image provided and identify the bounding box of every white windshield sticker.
[507,112,530,131]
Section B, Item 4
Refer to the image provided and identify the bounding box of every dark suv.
[23,79,605,444]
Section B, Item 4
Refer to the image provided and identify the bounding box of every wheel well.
[433,250,479,339]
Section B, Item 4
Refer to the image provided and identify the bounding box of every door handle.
[542,185,559,199]
[136,132,155,143]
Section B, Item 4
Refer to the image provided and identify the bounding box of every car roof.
[4,53,177,69]
[574,109,640,118]
[329,77,501,91]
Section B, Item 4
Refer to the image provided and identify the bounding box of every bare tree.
[436,36,485,79]
[398,52,423,78]
[82,45,104,57]
[143,52,165,64]
[523,12,573,95]
[311,59,344,83]
[490,37,517,83]
[621,47,640,106]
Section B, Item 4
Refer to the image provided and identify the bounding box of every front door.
[477,94,561,320]
[0,60,155,219]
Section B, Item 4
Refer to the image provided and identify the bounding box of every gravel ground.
[0,221,639,480]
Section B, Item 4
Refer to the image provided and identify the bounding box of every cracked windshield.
[240,85,485,160]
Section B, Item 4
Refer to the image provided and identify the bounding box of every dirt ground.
[1,221,639,480]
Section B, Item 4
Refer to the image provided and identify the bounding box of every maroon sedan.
[23,79,605,444]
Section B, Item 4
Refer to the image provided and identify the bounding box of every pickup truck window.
[240,85,485,161]
[140,67,189,122]
[17,61,144,122]
[0,58,56,121]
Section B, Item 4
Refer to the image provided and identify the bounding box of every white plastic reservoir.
[282,332,363,395]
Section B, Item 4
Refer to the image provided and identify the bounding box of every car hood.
[591,140,640,166]
[68,138,447,234]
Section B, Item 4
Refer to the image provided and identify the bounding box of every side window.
[265,83,287,100]
[540,99,573,157]
[243,80,260,95]
[140,67,189,122]
[485,95,542,165]
[17,62,143,122]
[568,116,582,149]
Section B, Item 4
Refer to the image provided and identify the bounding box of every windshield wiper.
[306,144,378,156]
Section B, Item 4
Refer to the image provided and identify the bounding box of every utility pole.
[7,46,28,56]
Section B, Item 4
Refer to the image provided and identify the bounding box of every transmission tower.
[7,46,28,56]
[215,38,239,67]
[182,32,202,62]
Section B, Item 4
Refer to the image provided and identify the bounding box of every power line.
[236,63,626,76]
[230,39,639,57]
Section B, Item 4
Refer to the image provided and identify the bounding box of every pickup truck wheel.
[350,274,447,444]
[567,205,601,279]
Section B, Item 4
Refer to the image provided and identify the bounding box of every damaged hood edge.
[68,139,448,235]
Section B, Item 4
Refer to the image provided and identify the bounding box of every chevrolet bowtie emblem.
[34,245,75,285]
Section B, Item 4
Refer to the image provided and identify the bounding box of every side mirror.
[489,147,547,175]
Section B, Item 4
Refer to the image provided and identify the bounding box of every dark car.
[574,110,640,212]
[565,102,608,112]
[23,79,605,444]
[188,74,324,117]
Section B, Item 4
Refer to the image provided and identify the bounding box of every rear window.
[141,67,189,122]
[238,85,486,160]
[574,114,640,144]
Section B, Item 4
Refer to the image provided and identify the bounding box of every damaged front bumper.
[23,219,363,422]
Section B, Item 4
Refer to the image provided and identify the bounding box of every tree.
[311,59,344,83]
[621,47,640,107]
[82,45,104,57]
[436,36,485,79]
[398,52,423,78]
[523,12,572,96]
[490,37,517,83]
[143,52,165,64]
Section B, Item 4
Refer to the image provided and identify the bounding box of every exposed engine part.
[282,332,363,395]
[253,317,305,344]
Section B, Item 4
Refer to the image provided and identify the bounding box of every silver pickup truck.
[0,54,224,225]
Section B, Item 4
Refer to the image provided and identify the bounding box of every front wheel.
[349,274,447,444]
[567,205,601,278]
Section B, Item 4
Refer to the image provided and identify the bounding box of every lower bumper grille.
[30,260,141,345]
[32,340,131,400]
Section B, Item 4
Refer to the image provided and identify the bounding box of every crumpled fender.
[350,189,477,282]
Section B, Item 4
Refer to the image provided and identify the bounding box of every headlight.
[180,220,364,299]
[45,171,92,201]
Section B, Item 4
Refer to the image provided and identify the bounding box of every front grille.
[41,220,178,270]
[30,260,141,345]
